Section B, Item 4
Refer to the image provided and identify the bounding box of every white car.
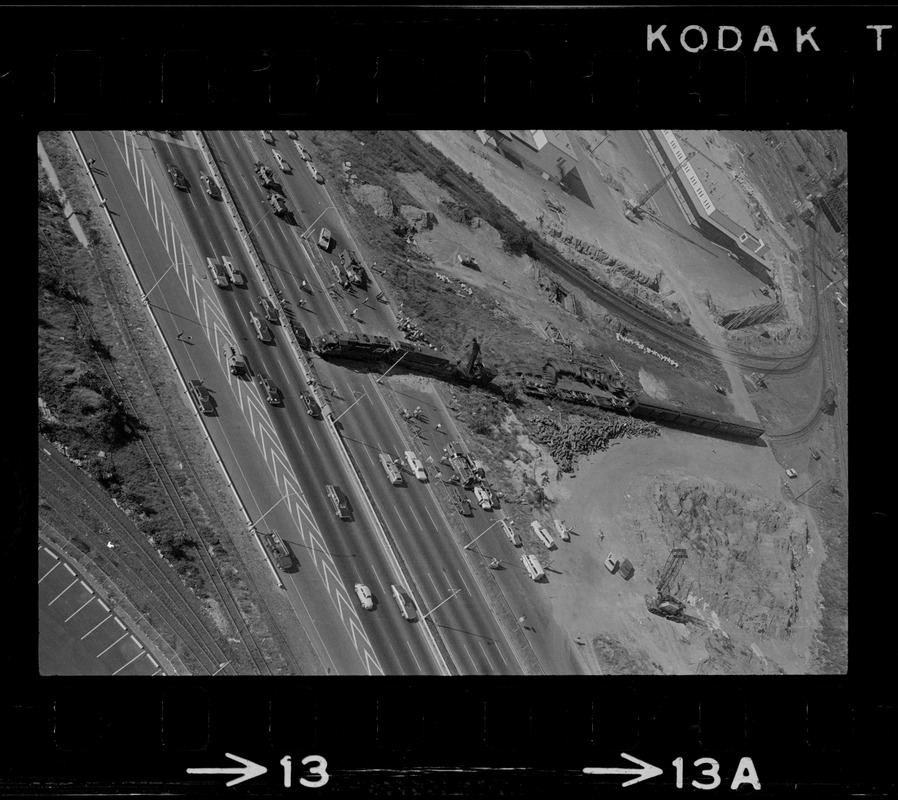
[354,583,374,611]
[293,140,311,161]
[391,584,415,621]
[286,130,298,140]
[473,485,492,510]
[404,450,427,482]
[317,227,332,251]
[261,130,275,144]
[221,256,245,287]
[249,311,272,342]
[604,553,619,574]
[206,256,229,288]
[785,468,798,478]
[272,149,291,173]
[307,161,325,183]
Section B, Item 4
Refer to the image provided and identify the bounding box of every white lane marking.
[427,572,442,599]
[393,505,411,534]
[408,505,423,531]
[406,639,423,673]
[291,427,305,453]
[462,642,478,671]
[38,561,61,584]
[308,424,322,453]
[96,631,130,658]
[48,577,79,605]
[493,640,508,668]
[64,596,95,623]
[425,506,438,532]
[478,639,496,672]
[112,651,146,675]
[372,565,387,596]
[81,615,114,640]
[456,568,473,597]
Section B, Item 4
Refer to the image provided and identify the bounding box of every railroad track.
[39,231,283,675]
[39,444,232,675]
[398,131,821,377]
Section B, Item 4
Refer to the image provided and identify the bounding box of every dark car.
[187,380,215,414]
[199,173,221,199]
[258,296,279,323]
[167,164,188,191]
[257,373,280,405]
[454,488,473,516]
[301,391,320,418]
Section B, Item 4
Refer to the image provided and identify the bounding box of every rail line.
[40,230,279,675]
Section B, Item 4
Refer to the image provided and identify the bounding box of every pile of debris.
[527,410,659,473]
[397,314,429,344]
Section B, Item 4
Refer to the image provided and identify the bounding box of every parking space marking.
[81,614,114,640]
[97,629,129,658]
[64,595,96,623]
[48,577,79,606]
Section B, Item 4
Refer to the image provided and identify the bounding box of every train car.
[394,345,456,378]
[313,330,393,360]
[632,397,763,440]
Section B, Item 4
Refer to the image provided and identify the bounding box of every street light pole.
[420,587,461,621]
[376,349,408,384]
[140,261,178,304]
[300,206,335,240]
[332,390,368,423]
[244,205,276,241]
[211,661,231,675]
[464,518,502,550]
[247,492,297,532]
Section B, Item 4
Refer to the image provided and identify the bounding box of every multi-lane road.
[73,130,578,675]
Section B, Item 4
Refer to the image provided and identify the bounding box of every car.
[167,163,188,190]
[256,373,280,405]
[258,296,279,323]
[286,130,298,140]
[307,161,325,183]
[354,583,374,611]
[206,256,229,288]
[391,584,415,621]
[272,149,292,173]
[261,130,275,144]
[473,485,492,510]
[404,450,427,482]
[810,448,821,460]
[326,484,350,520]
[249,311,273,342]
[221,256,245,287]
[300,391,320,418]
[604,553,619,574]
[454,488,472,516]
[268,192,288,216]
[317,227,332,251]
[187,379,214,414]
[293,140,311,161]
[785,468,798,478]
[199,173,220,199]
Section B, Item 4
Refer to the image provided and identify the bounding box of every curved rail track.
[39,231,299,675]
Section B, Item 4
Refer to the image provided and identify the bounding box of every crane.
[625,151,695,220]
[645,547,691,623]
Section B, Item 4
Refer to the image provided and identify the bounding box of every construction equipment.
[625,151,695,220]
[645,547,691,623]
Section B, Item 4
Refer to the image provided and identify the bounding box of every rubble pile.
[527,410,659,473]
[716,302,784,330]
[350,183,395,219]
[396,314,430,345]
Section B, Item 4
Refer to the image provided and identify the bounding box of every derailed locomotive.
[313,331,497,387]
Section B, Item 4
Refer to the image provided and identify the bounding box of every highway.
[75,130,441,675]
[74,130,541,675]
[204,130,529,675]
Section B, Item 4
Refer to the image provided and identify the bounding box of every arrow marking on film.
[187,752,268,787]
[583,752,663,787]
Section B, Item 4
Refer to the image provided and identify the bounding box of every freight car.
[631,397,764,440]
[312,331,496,387]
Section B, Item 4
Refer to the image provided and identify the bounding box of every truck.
[521,553,546,582]
[266,531,293,570]
[221,256,245,287]
[449,454,476,488]
[268,192,288,217]
[224,345,250,377]
[530,520,556,550]
[256,162,277,189]
[339,249,367,288]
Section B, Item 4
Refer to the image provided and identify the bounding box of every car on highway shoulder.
[354,583,374,611]
[187,380,215,414]
[300,391,320,418]
[199,172,221,199]
[473,485,492,510]
[206,256,230,288]
[391,584,415,621]
[454,488,473,516]
[317,227,332,251]
[286,130,299,140]
[307,161,325,183]
[294,140,311,161]
[249,311,273,342]
[167,163,188,191]
[404,450,427,482]
[257,373,280,405]
[272,149,292,173]
[261,130,275,144]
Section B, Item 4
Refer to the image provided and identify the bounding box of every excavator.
[645,547,697,624]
